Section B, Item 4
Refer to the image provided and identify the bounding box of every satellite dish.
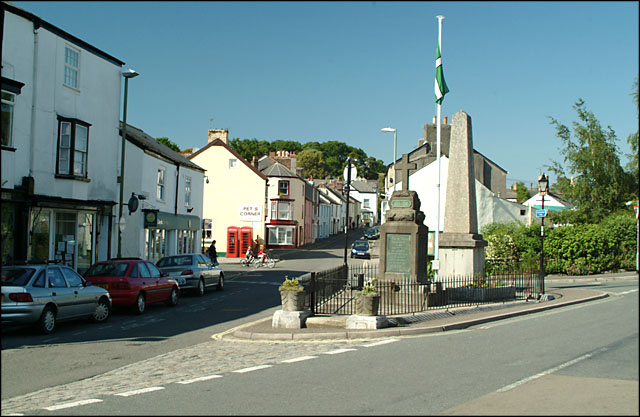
[343,164,357,181]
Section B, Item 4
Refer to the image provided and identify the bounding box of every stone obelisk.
[439,110,487,277]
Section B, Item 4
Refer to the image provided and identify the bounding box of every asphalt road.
[4,278,635,416]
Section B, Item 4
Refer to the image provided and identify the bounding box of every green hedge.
[482,211,637,276]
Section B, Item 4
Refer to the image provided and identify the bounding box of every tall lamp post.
[538,173,548,295]
[117,69,139,258]
[343,157,354,267]
[381,127,397,195]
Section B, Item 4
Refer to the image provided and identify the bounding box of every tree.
[547,99,636,222]
[627,77,638,192]
[515,181,531,203]
[297,149,328,179]
[156,137,180,153]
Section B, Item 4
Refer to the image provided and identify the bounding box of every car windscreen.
[157,256,191,267]
[84,262,128,277]
[353,242,369,249]
[1,268,36,286]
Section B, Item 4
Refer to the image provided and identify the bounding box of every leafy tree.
[547,99,636,222]
[515,181,531,203]
[297,149,328,179]
[156,137,180,153]
[627,77,638,192]
[228,138,271,162]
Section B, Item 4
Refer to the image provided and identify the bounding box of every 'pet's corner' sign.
[239,205,262,222]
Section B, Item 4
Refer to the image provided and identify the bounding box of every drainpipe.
[174,164,180,215]
[28,19,40,178]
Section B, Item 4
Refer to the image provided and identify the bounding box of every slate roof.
[261,161,299,178]
[351,180,378,193]
[120,122,204,172]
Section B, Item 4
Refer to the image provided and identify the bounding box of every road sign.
[536,209,548,218]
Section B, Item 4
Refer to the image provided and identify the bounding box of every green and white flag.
[434,41,449,105]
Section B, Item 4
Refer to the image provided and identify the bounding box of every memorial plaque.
[390,200,411,208]
[385,233,411,273]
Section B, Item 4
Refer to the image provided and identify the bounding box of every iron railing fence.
[307,264,541,315]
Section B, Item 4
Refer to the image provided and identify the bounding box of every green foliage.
[361,278,379,296]
[297,149,328,179]
[515,181,531,203]
[626,77,638,194]
[156,137,181,153]
[547,99,636,222]
[281,276,303,292]
[482,222,539,275]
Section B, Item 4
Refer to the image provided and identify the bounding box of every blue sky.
[13,1,639,187]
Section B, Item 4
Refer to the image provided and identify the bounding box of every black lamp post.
[538,173,548,295]
[117,69,139,258]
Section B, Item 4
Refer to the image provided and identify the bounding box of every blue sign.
[536,209,548,218]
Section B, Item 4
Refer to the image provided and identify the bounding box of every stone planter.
[355,294,380,316]
[279,287,306,311]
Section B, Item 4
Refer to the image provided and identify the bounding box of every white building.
[349,180,379,227]
[1,2,125,272]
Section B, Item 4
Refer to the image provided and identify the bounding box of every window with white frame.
[64,46,80,89]
[1,91,16,147]
[278,180,289,196]
[229,158,237,168]
[57,117,90,177]
[185,177,191,207]
[271,200,292,220]
[157,168,165,201]
[363,198,370,208]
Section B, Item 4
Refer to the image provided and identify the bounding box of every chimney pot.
[432,116,436,123]
[443,116,448,125]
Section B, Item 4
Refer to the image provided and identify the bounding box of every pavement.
[223,271,637,341]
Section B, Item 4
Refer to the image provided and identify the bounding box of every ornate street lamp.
[538,173,549,294]
[117,69,139,258]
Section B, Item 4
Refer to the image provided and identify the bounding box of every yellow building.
[188,130,268,258]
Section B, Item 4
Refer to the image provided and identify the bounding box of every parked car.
[156,254,224,296]
[350,240,371,259]
[364,227,380,240]
[83,258,179,314]
[1,264,112,334]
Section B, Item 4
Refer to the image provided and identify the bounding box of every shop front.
[142,209,201,264]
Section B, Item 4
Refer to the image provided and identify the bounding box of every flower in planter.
[360,278,379,296]
[280,276,303,292]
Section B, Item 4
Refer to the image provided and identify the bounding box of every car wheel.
[90,297,110,323]
[167,286,179,306]
[134,293,146,315]
[195,278,205,297]
[37,305,56,334]
[216,275,224,291]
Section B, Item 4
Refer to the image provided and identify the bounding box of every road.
[1,235,637,415]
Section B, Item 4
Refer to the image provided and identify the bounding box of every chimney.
[251,156,259,170]
[208,128,229,144]
[443,116,448,125]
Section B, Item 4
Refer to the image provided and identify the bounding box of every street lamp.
[117,69,139,258]
[343,156,355,267]
[538,173,548,295]
[381,127,397,195]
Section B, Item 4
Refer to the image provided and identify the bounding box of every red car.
[83,258,179,314]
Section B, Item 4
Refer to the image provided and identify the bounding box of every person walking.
[207,240,218,266]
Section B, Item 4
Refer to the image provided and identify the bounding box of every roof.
[120,122,204,172]
[3,2,125,67]
[188,139,268,181]
[261,161,299,178]
[351,180,378,194]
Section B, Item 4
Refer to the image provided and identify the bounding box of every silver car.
[1,264,112,334]
[156,254,224,296]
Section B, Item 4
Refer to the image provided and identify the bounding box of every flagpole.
[434,15,444,282]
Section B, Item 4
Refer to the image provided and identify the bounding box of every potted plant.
[356,278,380,316]
[279,276,306,311]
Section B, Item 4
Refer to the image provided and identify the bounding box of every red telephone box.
[226,226,239,257]
[239,227,253,257]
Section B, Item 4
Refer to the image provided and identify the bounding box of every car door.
[60,266,96,318]
[197,254,215,286]
[46,266,76,320]
[146,262,171,302]
[137,262,158,304]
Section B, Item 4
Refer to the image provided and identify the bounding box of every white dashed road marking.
[115,387,165,397]
[363,339,399,347]
[43,399,103,411]
[281,355,318,363]
[177,375,223,384]
[322,348,357,355]
[232,365,273,373]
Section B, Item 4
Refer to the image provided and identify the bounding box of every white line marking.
[232,365,273,373]
[322,348,357,355]
[177,375,223,384]
[115,386,165,396]
[43,399,103,411]
[281,355,318,363]
[497,348,607,393]
[4,413,25,416]
[618,289,638,295]
[363,339,400,347]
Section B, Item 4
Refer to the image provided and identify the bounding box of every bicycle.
[252,252,276,268]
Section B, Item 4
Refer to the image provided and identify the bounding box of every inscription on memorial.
[385,233,411,273]
[390,199,411,208]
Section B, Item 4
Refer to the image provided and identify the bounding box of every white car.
[156,254,224,296]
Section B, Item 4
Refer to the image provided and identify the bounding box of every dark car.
[350,240,371,259]
[1,264,112,334]
[83,258,179,314]
[156,254,224,296]
[364,227,380,240]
